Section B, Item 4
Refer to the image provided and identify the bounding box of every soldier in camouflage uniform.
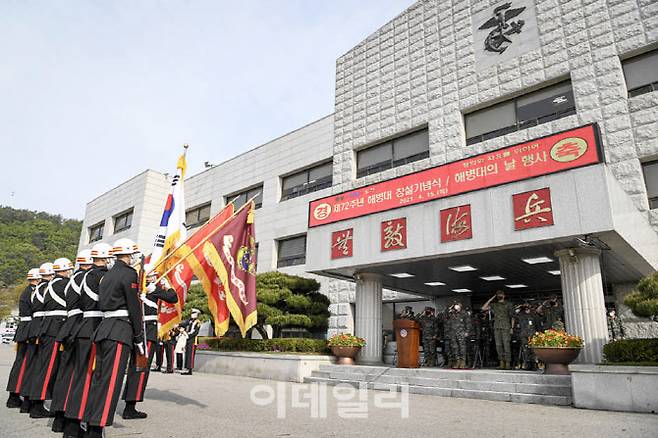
[607,308,625,341]
[538,295,564,330]
[445,303,471,369]
[437,309,451,368]
[514,304,539,370]
[416,307,439,367]
[398,306,415,320]
[482,290,514,369]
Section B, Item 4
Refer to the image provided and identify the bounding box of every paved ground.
[1,344,657,438]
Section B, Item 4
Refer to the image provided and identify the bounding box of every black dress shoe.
[29,403,54,418]
[85,425,103,438]
[63,418,82,438]
[150,366,161,372]
[6,393,22,408]
[181,369,192,375]
[51,412,66,432]
[19,398,31,413]
[162,369,173,374]
[122,408,148,419]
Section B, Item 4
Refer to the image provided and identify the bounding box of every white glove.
[146,283,156,293]
[159,278,171,289]
[134,341,145,356]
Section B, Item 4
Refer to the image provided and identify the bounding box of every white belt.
[68,309,83,317]
[33,311,45,318]
[104,309,129,318]
[20,316,32,322]
[83,311,104,318]
[144,315,159,321]
[45,310,67,317]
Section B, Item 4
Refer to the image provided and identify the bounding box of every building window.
[623,49,658,97]
[186,203,211,229]
[88,221,104,243]
[356,128,429,179]
[642,161,658,209]
[113,209,133,233]
[281,161,333,201]
[277,235,306,268]
[226,185,263,210]
[465,80,576,146]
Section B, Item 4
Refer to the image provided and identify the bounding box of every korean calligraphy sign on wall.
[331,228,353,259]
[512,188,554,230]
[440,205,473,242]
[309,124,601,228]
[381,218,407,251]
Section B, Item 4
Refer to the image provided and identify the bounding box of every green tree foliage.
[0,206,81,288]
[0,284,25,320]
[624,271,658,319]
[178,272,329,339]
[254,271,329,339]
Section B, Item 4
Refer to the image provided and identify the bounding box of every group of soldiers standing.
[403,290,566,371]
[4,238,179,438]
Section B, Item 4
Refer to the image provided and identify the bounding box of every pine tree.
[624,271,658,320]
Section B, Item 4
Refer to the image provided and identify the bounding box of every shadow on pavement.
[144,388,208,408]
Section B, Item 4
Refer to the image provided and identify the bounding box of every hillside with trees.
[0,205,81,288]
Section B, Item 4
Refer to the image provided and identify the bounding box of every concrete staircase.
[304,364,572,406]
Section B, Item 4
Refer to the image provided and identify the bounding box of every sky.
[0,0,414,219]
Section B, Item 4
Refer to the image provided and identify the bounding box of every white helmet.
[53,257,74,272]
[76,249,93,265]
[27,268,41,280]
[39,262,55,276]
[91,242,113,259]
[112,238,140,255]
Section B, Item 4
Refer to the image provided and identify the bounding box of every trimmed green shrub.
[202,337,329,354]
[603,338,658,364]
[624,272,658,319]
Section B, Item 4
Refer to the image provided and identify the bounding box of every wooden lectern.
[393,319,420,368]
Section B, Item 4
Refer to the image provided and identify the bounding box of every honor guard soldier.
[181,308,202,375]
[482,290,514,369]
[28,258,73,418]
[63,243,114,438]
[81,238,144,438]
[18,263,53,413]
[163,327,178,373]
[122,266,178,419]
[50,252,93,432]
[5,268,40,409]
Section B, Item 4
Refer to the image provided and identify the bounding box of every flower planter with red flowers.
[529,329,584,375]
[328,333,366,365]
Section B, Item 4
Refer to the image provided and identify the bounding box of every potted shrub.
[328,333,366,365]
[529,329,584,375]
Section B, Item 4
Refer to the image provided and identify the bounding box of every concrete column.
[354,273,383,365]
[555,248,609,364]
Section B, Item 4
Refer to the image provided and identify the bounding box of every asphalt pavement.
[1,344,657,438]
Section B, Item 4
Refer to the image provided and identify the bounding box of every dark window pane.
[623,50,658,92]
[517,82,574,122]
[277,235,306,267]
[393,129,429,161]
[282,171,308,191]
[465,101,516,139]
[114,210,133,233]
[643,161,658,200]
[89,222,104,243]
[357,142,392,170]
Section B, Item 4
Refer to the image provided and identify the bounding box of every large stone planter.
[570,365,658,413]
[194,351,334,382]
[532,347,581,375]
[331,346,361,365]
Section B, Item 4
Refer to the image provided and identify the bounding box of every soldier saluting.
[82,238,145,438]
[122,266,178,419]
[5,268,41,409]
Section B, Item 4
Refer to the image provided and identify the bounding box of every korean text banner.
[308,124,601,227]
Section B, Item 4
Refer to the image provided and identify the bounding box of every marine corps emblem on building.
[478,2,527,54]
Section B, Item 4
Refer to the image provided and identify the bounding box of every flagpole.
[147,194,242,275]
[152,196,257,284]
